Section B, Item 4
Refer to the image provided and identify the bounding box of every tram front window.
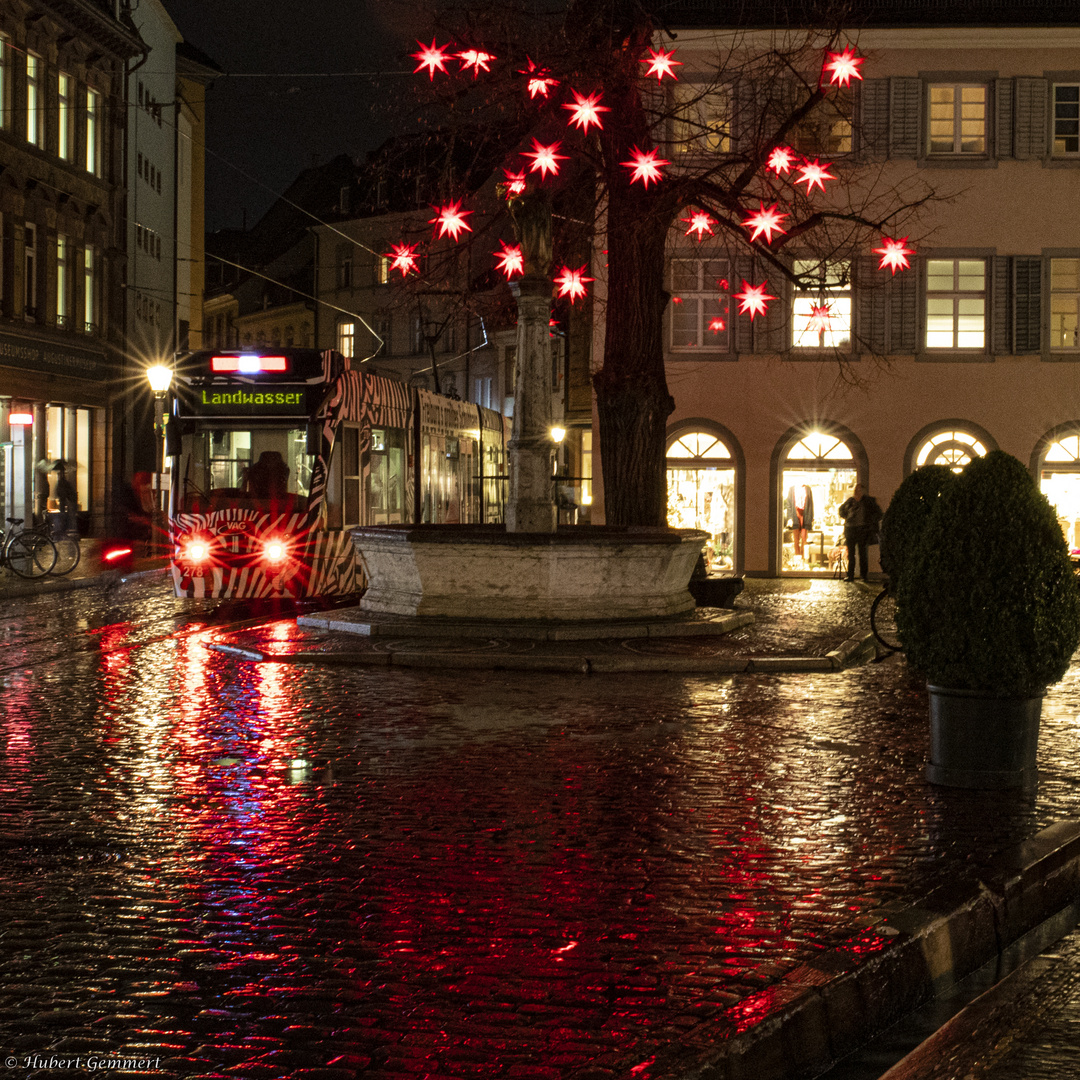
[178,427,314,512]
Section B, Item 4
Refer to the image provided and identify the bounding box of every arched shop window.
[1039,431,1080,554]
[780,431,858,574]
[914,429,988,471]
[667,430,737,573]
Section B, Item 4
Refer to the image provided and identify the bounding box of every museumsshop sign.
[0,328,110,381]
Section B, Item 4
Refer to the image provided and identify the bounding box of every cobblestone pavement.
[2,574,1080,1079]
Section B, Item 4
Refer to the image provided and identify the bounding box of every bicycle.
[47,527,82,576]
[870,582,902,653]
[0,517,57,579]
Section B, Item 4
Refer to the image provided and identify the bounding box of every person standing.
[839,484,882,582]
[51,461,78,537]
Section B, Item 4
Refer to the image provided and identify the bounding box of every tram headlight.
[263,539,287,564]
[182,537,211,564]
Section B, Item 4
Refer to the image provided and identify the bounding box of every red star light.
[387,243,419,276]
[806,303,835,334]
[680,211,716,239]
[873,236,916,274]
[501,168,527,198]
[430,201,473,241]
[494,242,524,279]
[767,146,795,174]
[709,317,727,333]
[742,202,789,244]
[823,47,864,88]
[734,280,776,319]
[563,90,609,133]
[640,47,682,81]
[621,146,669,187]
[795,159,836,193]
[412,38,452,80]
[519,58,558,98]
[554,265,593,304]
[523,139,568,179]
[458,49,495,77]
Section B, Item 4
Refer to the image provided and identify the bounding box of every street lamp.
[146,364,174,554]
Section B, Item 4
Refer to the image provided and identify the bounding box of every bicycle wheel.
[870,588,902,652]
[6,533,57,579]
[50,534,82,576]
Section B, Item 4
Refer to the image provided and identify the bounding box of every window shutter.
[889,77,922,159]
[889,263,918,352]
[994,78,1014,158]
[856,257,888,355]
[760,259,790,352]
[1014,78,1048,159]
[992,256,1012,355]
[1014,256,1042,353]
[859,79,890,158]
[733,256,756,353]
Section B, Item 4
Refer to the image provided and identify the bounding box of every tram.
[166,348,509,599]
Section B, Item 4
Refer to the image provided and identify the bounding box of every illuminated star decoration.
[563,90,609,133]
[806,303,835,334]
[742,202,789,243]
[523,139,568,179]
[823,46,865,88]
[873,236,916,274]
[709,317,727,333]
[494,242,524,279]
[622,146,669,187]
[681,210,716,239]
[795,158,836,194]
[519,58,558,99]
[458,49,495,78]
[734,280,777,319]
[387,243,419,276]
[640,47,682,81]
[767,146,796,175]
[554,265,594,304]
[501,168,527,198]
[430,201,473,241]
[412,38,452,80]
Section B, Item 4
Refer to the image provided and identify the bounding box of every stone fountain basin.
[350,524,708,621]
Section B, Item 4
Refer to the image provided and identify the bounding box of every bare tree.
[375,0,938,524]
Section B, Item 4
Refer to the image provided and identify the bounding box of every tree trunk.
[594,182,675,526]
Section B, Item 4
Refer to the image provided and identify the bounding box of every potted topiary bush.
[896,450,1080,789]
[880,464,958,595]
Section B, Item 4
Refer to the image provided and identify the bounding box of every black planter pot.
[926,684,1043,790]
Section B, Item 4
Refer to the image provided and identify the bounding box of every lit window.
[671,83,731,154]
[670,258,731,351]
[793,87,853,155]
[337,320,355,358]
[56,234,70,328]
[376,254,391,285]
[1051,258,1080,350]
[85,88,101,176]
[26,53,42,148]
[1053,85,1080,156]
[915,430,987,470]
[926,259,985,349]
[58,71,73,160]
[928,84,987,155]
[792,260,851,349]
[83,247,97,332]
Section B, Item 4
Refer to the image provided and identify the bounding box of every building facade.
[0,0,142,534]
[627,3,1080,576]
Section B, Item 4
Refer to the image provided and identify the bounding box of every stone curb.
[207,644,879,676]
[0,564,167,600]
[590,819,1080,1080]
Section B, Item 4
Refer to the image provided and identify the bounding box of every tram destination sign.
[185,383,312,417]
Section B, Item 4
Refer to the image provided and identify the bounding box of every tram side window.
[368,427,405,525]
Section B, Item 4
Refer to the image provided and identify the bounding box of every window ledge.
[919,156,998,169]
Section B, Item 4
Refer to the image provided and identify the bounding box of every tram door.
[367,427,406,525]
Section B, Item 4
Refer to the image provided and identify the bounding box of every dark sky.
[162,0,422,231]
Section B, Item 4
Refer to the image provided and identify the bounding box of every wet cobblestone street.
[3,575,1080,1078]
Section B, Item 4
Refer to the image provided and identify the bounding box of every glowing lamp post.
[146,364,173,553]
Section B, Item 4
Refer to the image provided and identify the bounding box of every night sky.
[162,0,421,231]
